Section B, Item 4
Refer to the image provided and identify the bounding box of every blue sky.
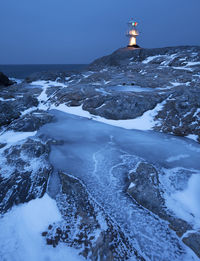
[1,0,200,64]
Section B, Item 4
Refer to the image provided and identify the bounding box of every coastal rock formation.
[40,45,199,141]
[0,72,14,87]
[9,110,54,132]
[183,232,200,258]
[89,46,200,69]
[0,138,52,214]
[43,172,144,260]
[0,46,200,260]
[127,162,192,237]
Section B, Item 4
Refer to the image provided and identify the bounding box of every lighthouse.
[127,19,140,48]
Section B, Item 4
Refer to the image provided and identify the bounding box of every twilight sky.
[1,0,200,64]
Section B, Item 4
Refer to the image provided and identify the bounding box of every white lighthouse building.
[127,19,140,48]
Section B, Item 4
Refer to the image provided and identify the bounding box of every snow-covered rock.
[0,45,200,260]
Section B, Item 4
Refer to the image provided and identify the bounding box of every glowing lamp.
[127,19,140,48]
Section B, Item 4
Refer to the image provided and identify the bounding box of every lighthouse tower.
[127,19,140,48]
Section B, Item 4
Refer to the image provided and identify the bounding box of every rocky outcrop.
[0,87,39,128]
[126,161,200,257]
[1,46,200,141]
[43,172,144,261]
[25,71,68,83]
[0,46,200,260]
[0,72,14,86]
[183,231,200,258]
[127,162,164,214]
[89,46,200,69]
[0,138,52,214]
[154,86,200,141]
[127,162,192,234]
[0,102,21,127]
[9,110,54,132]
[44,46,200,142]
[82,92,165,120]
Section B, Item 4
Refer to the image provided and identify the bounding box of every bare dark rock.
[83,93,163,120]
[182,231,200,258]
[25,71,68,83]
[0,72,14,86]
[0,94,39,128]
[0,102,21,127]
[127,162,164,214]
[42,231,48,237]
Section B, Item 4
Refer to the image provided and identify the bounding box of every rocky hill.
[88,46,200,141]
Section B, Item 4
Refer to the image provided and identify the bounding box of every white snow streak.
[51,100,166,131]
[142,55,162,64]
[0,131,37,145]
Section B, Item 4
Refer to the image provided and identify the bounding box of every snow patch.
[143,53,177,66]
[193,108,200,118]
[104,80,111,85]
[51,99,167,131]
[0,131,37,145]
[187,134,198,142]
[9,78,22,84]
[166,174,200,228]
[184,61,200,67]
[172,66,193,72]
[30,80,67,111]
[21,106,38,116]
[128,182,136,189]
[51,104,91,118]
[0,194,83,261]
[82,71,94,78]
[0,97,16,102]
[142,55,162,64]
[170,82,182,87]
[31,80,67,89]
[160,54,177,66]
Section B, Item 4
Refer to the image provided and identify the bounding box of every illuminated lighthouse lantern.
[127,19,140,48]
